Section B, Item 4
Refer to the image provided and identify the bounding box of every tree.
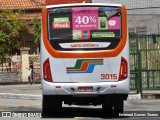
[0,9,28,61]
[31,17,41,43]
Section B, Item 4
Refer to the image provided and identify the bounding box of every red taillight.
[43,58,52,82]
[118,57,128,81]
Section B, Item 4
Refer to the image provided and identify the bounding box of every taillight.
[43,58,52,82]
[118,57,128,81]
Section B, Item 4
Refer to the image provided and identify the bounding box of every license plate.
[78,86,93,92]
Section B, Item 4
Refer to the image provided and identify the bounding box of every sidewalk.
[0,84,42,100]
[0,84,160,100]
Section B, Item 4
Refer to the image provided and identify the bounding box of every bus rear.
[41,3,130,114]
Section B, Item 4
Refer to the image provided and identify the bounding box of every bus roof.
[46,3,122,9]
[46,0,91,5]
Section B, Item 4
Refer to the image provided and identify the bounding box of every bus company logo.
[66,59,103,73]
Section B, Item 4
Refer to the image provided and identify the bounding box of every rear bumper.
[41,78,130,96]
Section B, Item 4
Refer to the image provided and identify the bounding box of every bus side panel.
[115,35,130,94]
[41,32,57,95]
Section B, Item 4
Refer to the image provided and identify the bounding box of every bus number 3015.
[101,74,117,80]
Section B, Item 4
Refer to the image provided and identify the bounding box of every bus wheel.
[42,95,62,116]
[113,100,124,115]
[102,106,113,114]
[102,100,113,114]
[114,106,123,113]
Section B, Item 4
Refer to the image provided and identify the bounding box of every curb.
[0,93,160,100]
[0,93,141,100]
[0,82,41,85]
[128,94,141,100]
[0,93,42,100]
[142,93,160,99]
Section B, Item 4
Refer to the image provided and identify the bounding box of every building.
[1,0,160,53]
[0,0,45,54]
[94,0,160,34]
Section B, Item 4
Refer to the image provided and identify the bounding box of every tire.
[114,106,123,114]
[102,106,113,114]
[113,100,124,114]
[42,95,62,116]
[102,97,113,114]
[102,96,124,115]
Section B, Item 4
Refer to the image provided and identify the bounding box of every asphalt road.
[0,98,160,119]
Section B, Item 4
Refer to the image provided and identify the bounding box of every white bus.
[41,1,129,115]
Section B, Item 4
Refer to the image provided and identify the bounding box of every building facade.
[94,0,160,34]
[0,0,45,54]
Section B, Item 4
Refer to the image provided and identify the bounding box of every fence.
[0,54,40,83]
[130,34,160,93]
[1,35,160,93]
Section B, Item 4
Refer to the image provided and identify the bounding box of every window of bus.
[47,6,122,51]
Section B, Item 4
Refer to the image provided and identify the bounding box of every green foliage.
[0,9,27,60]
[31,18,41,43]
